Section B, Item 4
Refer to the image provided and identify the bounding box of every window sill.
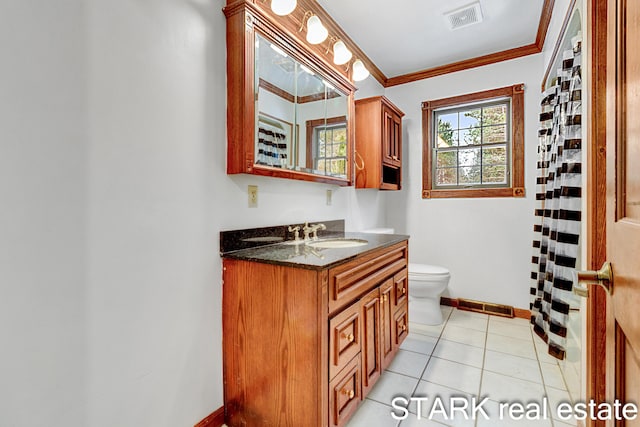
[422,187,525,199]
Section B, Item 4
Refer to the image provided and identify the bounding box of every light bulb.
[352,60,370,81]
[271,0,296,16]
[333,40,352,65]
[306,15,328,45]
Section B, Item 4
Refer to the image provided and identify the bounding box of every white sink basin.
[306,238,368,249]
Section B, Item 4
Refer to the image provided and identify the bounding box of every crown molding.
[382,0,554,87]
[385,44,541,87]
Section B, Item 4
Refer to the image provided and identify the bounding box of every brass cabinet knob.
[574,261,613,297]
[341,388,355,399]
[341,332,354,342]
[401,287,406,295]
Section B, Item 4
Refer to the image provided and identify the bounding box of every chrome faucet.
[302,222,326,241]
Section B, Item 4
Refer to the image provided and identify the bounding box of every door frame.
[586,0,608,425]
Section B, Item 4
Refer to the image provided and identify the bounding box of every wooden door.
[603,0,640,424]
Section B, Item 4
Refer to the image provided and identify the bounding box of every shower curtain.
[257,122,288,168]
[530,35,582,360]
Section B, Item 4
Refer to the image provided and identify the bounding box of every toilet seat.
[408,263,450,279]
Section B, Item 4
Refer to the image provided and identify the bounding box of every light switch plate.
[248,185,258,208]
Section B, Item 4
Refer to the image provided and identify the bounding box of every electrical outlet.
[326,189,332,206]
[248,185,258,208]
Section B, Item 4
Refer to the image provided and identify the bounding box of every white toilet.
[408,263,450,325]
[362,228,451,326]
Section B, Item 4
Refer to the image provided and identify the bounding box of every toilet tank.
[361,228,395,234]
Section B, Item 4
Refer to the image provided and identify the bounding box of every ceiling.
[316,0,548,84]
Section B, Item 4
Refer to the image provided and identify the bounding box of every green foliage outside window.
[434,101,509,187]
[316,125,347,175]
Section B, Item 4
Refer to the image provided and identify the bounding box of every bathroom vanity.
[221,224,409,427]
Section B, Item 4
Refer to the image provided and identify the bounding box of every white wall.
[0,1,87,425]
[0,1,387,426]
[384,54,543,309]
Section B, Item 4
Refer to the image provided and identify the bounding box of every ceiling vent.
[444,2,484,30]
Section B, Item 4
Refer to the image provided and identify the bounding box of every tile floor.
[345,306,579,427]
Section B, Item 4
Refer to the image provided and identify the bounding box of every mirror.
[255,33,349,179]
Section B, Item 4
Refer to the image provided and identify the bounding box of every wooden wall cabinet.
[223,241,409,427]
[355,96,405,190]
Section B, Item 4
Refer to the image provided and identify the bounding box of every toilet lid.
[409,263,450,277]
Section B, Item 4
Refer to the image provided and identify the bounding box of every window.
[306,116,347,176]
[422,84,525,198]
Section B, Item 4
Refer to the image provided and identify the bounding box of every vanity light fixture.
[271,0,296,16]
[332,40,352,65]
[351,59,370,81]
[305,15,328,44]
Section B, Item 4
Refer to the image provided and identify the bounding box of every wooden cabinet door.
[393,305,409,348]
[360,287,381,396]
[391,110,402,165]
[382,106,401,168]
[393,269,408,309]
[380,278,395,370]
[329,300,361,379]
[328,356,362,427]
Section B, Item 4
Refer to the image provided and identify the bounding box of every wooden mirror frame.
[224,0,357,186]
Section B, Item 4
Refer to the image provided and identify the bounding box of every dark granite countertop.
[221,231,409,270]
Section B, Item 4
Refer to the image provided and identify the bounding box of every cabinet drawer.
[328,242,408,315]
[393,269,408,309]
[329,300,361,379]
[394,303,409,347]
[329,356,362,427]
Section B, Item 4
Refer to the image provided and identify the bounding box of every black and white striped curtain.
[257,124,288,168]
[530,35,582,360]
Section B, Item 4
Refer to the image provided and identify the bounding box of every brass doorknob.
[574,261,613,297]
